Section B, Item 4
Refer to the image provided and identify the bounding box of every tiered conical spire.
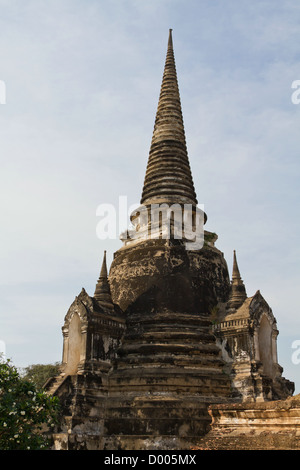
[140,29,198,206]
[227,250,247,309]
[94,251,114,310]
[232,250,242,281]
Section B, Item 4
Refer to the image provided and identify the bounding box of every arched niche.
[66,312,82,374]
[258,314,273,377]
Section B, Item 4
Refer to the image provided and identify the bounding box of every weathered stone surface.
[98,239,233,448]
[213,287,294,402]
[193,395,300,450]
[47,237,234,449]
[109,239,230,314]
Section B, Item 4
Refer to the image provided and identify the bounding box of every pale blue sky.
[0,0,299,392]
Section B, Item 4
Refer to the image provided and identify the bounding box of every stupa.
[45,30,293,450]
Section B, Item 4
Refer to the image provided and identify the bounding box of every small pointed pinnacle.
[232,250,242,281]
[227,250,247,310]
[99,250,108,278]
[94,250,114,309]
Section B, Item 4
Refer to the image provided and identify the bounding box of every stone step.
[44,373,68,396]
[114,353,226,369]
[104,416,210,437]
[103,396,218,418]
[117,341,222,357]
[126,312,212,328]
[109,368,231,381]
[103,396,213,437]
[123,330,216,343]
[100,434,197,450]
[108,370,232,396]
[105,406,210,420]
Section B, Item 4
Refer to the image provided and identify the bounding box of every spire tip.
[168,29,173,47]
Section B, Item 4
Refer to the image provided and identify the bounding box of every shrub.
[0,358,60,450]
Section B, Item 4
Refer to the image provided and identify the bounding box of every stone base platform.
[193,394,300,450]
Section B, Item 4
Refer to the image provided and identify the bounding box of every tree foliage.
[22,362,61,389]
[0,358,60,450]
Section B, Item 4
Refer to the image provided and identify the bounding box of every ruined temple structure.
[213,250,293,403]
[45,30,294,450]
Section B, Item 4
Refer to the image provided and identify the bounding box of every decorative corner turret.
[227,250,247,310]
[94,250,114,311]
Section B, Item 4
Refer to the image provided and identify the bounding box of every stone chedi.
[214,250,293,403]
[45,30,293,450]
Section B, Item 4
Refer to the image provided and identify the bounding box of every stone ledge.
[193,394,300,450]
